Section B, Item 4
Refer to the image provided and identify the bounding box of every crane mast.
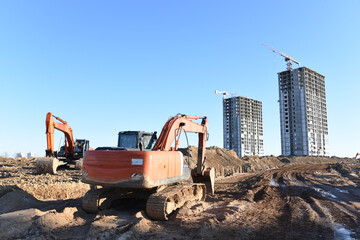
[262,43,300,70]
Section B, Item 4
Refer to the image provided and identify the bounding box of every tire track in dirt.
[211,163,360,239]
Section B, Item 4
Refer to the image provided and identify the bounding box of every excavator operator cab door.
[82,140,90,152]
[74,139,90,157]
[75,140,84,153]
[139,132,157,150]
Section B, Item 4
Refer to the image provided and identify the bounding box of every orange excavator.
[36,112,92,174]
[81,114,215,220]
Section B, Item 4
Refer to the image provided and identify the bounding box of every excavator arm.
[153,114,208,173]
[45,112,75,157]
[152,114,214,193]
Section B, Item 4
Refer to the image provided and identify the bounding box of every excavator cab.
[56,139,89,159]
[118,131,157,150]
[95,131,157,151]
[74,139,90,157]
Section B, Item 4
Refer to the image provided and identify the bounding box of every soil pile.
[180,146,358,177]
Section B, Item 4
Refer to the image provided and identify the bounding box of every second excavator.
[81,114,215,220]
[36,112,92,174]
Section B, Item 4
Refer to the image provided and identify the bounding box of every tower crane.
[262,43,300,70]
[215,90,239,99]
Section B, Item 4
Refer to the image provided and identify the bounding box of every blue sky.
[0,1,359,157]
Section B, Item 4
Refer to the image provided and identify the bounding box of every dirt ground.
[0,148,360,239]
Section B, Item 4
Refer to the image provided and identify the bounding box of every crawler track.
[82,188,111,213]
[146,183,206,220]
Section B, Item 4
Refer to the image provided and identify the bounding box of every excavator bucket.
[192,167,215,195]
[35,157,66,174]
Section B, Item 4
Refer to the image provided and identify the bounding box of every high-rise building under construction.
[278,67,329,156]
[222,96,264,157]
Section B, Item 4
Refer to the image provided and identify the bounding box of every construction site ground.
[0,146,360,239]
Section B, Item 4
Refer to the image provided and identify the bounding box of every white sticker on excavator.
[132,158,143,165]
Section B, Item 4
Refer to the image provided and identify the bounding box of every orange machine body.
[82,114,209,189]
[82,150,189,188]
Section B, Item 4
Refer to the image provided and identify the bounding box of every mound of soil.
[180,146,358,177]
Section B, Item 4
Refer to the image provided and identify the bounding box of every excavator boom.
[45,112,75,157]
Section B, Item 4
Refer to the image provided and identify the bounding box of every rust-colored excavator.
[81,114,215,220]
[36,112,92,174]
[355,153,360,160]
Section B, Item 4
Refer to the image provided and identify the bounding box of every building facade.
[223,96,264,157]
[278,67,329,156]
